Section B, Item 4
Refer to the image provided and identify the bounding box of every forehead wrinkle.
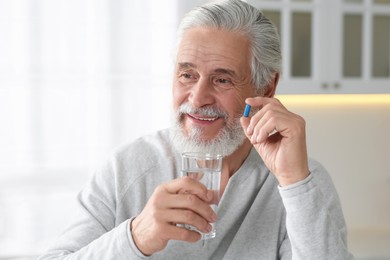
[177,40,251,83]
[179,42,240,65]
[177,62,196,70]
[213,68,237,78]
[177,54,241,76]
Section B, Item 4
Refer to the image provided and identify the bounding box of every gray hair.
[176,0,281,93]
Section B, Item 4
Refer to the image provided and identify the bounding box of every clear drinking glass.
[181,152,222,239]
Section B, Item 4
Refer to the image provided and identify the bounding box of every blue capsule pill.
[243,104,251,117]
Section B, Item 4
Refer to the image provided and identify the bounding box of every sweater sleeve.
[277,160,354,259]
[37,157,149,260]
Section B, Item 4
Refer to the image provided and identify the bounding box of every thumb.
[240,117,251,139]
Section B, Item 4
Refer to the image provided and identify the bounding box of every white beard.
[170,103,247,157]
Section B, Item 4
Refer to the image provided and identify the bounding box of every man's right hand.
[130,176,217,256]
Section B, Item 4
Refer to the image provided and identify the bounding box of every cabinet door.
[334,0,390,93]
[248,0,323,94]
[248,0,390,94]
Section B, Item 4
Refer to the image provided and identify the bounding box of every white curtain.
[0,0,211,257]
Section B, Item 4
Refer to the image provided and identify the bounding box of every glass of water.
[181,152,222,239]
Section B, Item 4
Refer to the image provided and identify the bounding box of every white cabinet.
[248,0,390,94]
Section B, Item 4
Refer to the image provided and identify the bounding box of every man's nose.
[188,78,214,108]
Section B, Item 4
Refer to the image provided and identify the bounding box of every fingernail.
[207,190,214,201]
[207,224,213,232]
[210,213,217,223]
[247,125,252,134]
[251,134,256,143]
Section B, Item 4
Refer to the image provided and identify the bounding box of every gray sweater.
[38,129,354,259]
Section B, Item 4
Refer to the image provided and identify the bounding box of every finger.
[243,100,286,135]
[163,209,213,233]
[253,115,282,144]
[164,224,201,243]
[249,101,288,122]
[162,193,217,223]
[252,108,290,141]
[254,106,305,142]
[245,96,285,109]
[240,117,251,139]
[162,176,211,202]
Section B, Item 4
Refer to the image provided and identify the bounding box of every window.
[0,0,176,256]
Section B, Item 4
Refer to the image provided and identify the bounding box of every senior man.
[39,0,353,259]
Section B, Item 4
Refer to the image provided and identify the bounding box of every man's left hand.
[240,97,310,187]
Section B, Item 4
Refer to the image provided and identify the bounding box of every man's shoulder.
[115,129,171,155]
[94,129,177,193]
[86,129,176,201]
[111,129,174,167]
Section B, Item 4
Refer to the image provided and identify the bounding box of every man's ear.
[263,73,280,98]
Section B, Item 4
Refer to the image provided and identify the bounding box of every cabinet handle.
[321,83,329,89]
[334,82,340,89]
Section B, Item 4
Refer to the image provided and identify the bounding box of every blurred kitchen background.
[0,0,389,259]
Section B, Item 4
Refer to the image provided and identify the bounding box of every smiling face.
[170,27,257,156]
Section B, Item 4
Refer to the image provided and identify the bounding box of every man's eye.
[216,78,230,84]
[181,73,192,79]
[178,72,197,85]
[214,77,233,88]
[178,72,194,80]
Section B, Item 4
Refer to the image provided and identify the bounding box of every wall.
[280,94,390,259]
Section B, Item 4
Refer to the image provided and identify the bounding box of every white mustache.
[178,103,228,119]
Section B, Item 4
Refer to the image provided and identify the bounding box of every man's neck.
[220,140,253,195]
